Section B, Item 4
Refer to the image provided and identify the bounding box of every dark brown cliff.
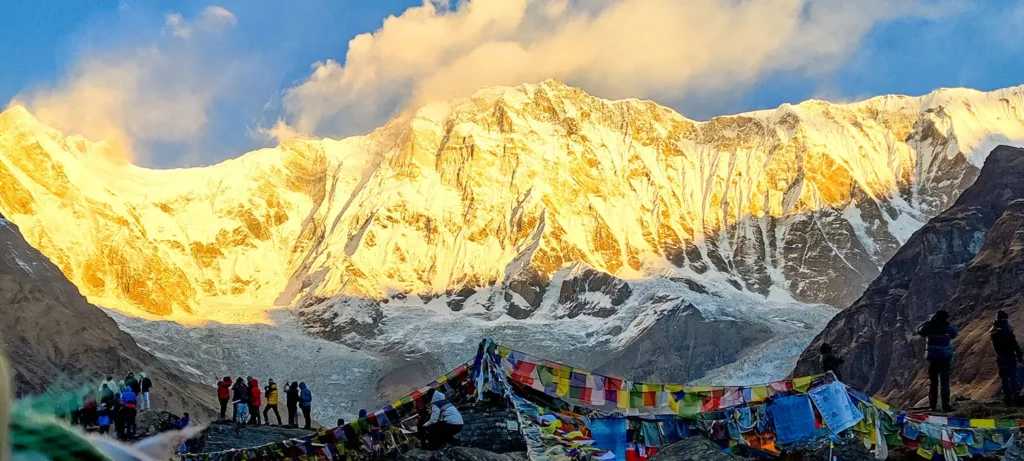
[0,213,215,419]
[794,145,1024,406]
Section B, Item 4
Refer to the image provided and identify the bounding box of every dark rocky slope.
[0,213,215,418]
[794,145,1024,406]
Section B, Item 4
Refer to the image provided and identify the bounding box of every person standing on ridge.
[97,403,112,435]
[263,379,282,426]
[124,373,139,395]
[232,377,249,424]
[248,377,262,425]
[917,310,959,412]
[100,375,117,404]
[299,382,313,430]
[991,310,1023,406]
[819,343,845,381]
[217,376,231,420]
[112,395,126,440]
[139,372,152,412]
[286,382,300,428]
[120,385,138,437]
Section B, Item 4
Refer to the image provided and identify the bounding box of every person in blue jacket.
[299,382,312,430]
[917,310,959,412]
[120,386,138,438]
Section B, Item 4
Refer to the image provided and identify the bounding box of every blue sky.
[2,0,1022,167]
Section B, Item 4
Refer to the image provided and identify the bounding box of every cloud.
[165,13,191,38]
[165,6,237,39]
[279,0,949,138]
[13,6,252,163]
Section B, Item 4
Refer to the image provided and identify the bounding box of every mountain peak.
[0,104,40,129]
[2,81,1024,319]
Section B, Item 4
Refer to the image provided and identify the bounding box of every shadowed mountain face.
[794,146,1024,406]
[0,213,215,417]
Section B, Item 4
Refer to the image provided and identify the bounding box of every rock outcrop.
[649,437,741,461]
[0,213,215,418]
[794,146,1024,405]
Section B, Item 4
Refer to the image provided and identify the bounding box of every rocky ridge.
[794,145,1024,406]
[0,212,215,417]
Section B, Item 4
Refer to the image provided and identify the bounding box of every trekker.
[124,373,140,394]
[100,376,117,403]
[423,389,463,450]
[217,376,231,419]
[299,382,312,430]
[286,382,300,428]
[112,395,126,439]
[80,395,98,428]
[177,412,190,429]
[100,383,115,407]
[248,377,262,425]
[139,372,152,411]
[819,343,845,381]
[917,310,959,412]
[263,380,282,426]
[121,385,138,437]
[97,404,112,435]
[232,377,249,424]
[991,310,1023,406]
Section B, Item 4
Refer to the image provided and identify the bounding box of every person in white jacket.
[423,390,464,449]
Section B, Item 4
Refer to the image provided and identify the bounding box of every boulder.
[649,437,741,461]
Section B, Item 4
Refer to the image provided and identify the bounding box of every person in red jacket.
[217,377,231,420]
[248,377,262,425]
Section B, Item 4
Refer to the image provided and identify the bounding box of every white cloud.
[15,6,253,163]
[164,6,236,40]
[165,13,192,38]
[200,6,237,29]
[279,0,950,139]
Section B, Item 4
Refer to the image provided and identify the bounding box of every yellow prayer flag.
[690,386,712,393]
[870,397,891,410]
[916,447,934,459]
[751,386,769,402]
[618,390,629,409]
[793,376,814,392]
[668,395,679,412]
[666,384,684,392]
[557,380,569,396]
[437,375,448,384]
[970,419,996,428]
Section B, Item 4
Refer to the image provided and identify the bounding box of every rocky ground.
[194,422,315,453]
[649,436,742,461]
[401,448,528,461]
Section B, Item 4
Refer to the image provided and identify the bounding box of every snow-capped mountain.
[2,80,1023,417]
